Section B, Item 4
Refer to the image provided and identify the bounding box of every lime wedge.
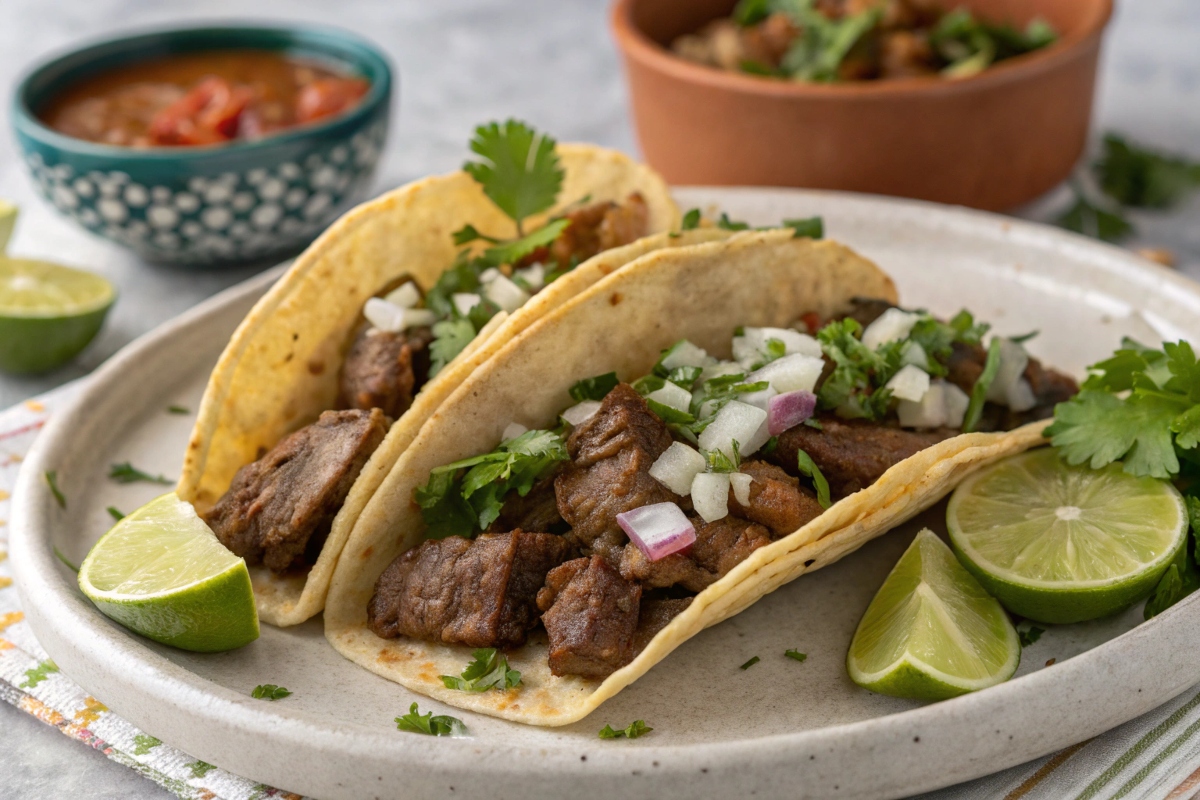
[79,493,258,652]
[0,257,115,374]
[947,448,1187,624]
[847,529,1020,701]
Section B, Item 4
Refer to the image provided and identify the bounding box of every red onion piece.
[768,390,817,436]
[617,502,696,562]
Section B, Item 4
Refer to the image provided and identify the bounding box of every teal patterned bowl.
[11,24,392,267]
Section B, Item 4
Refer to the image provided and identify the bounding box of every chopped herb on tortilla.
[795,450,831,509]
[739,655,761,670]
[428,318,478,377]
[598,720,652,740]
[109,462,173,485]
[441,648,521,692]
[962,338,1003,433]
[44,470,66,509]
[251,684,292,700]
[396,702,465,736]
[681,208,702,230]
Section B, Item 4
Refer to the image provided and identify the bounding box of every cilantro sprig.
[109,462,173,485]
[463,120,564,236]
[441,648,521,692]
[1046,339,1200,479]
[396,702,465,736]
[251,684,292,700]
[45,470,66,509]
[598,720,652,740]
[416,428,568,538]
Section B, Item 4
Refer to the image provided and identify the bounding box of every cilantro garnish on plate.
[441,648,521,692]
[1017,626,1044,648]
[396,702,465,737]
[740,656,761,670]
[251,684,292,701]
[44,470,66,509]
[106,506,124,522]
[785,649,808,662]
[598,720,652,740]
[108,462,173,485]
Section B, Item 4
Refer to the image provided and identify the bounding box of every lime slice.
[947,448,1187,624]
[847,529,1020,701]
[0,257,115,374]
[79,493,258,652]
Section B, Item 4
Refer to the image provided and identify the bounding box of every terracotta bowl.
[611,0,1113,210]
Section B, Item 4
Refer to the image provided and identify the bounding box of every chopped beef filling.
[769,415,958,499]
[633,597,693,653]
[729,460,825,537]
[555,383,679,564]
[206,408,387,572]
[521,193,650,270]
[338,324,433,419]
[537,556,642,679]
[367,531,569,648]
[619,514,772,592]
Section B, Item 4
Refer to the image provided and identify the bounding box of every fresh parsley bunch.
[1046,338,1200,480]
[415,428,568,539]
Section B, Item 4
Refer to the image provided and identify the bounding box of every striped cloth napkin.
[1,386,1198,800]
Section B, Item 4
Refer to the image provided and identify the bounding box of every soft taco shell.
[324,229,1051,725]
[177,144,689,626]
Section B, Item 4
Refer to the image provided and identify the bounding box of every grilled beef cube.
[489,470,566,534]
[633,597,693,653]
[367,531,570,648]
[537,556,642,679]
[338,324,433,419]
[619,515,772,592]
[729,460,825,537]
[769,415,957,498]
[205,408,388,572]
[520,193,650,270]
[555,384,678,564]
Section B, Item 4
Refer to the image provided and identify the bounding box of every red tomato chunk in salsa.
[39,50,370,147]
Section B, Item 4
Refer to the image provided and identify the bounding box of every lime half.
[0,257,115,374]
[79,493,258,652]
[947,448,1187,624]
[848,529,1020,701]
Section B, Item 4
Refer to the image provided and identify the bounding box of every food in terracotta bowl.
[611,0,1113,210]
[12,25,392,267]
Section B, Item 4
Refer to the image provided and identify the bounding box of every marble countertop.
[1,0,1198,797]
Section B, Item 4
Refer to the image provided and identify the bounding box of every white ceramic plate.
[12,188,1200,800]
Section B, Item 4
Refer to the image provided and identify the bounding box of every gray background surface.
[0,0,1198,797]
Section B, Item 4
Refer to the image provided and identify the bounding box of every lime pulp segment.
[848,529,1020,701]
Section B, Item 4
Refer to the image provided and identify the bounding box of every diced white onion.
[650,442,707,495]
[691,472,730,522]
[501,422,527,442]
[646,381,693,413]
[698,400,770,458]
[515,262,545,291]
[485,274,531,313]
[730,472,753,507]
[383,281,421,309]
[479,267,501,284]
[897,380,970,429]
[767,390,817,435]
[733,327,822,368]
[617,502,696,562]
[452,292,482,316]
[749,353,824,394]
[363,298,406,332]
[886,364,931,403]
[740,385,778,412]
[986,339,1035,411]
[562,400,601,426]
[660,340,712,371]
[862,308,922,351]
[902,341,928,369]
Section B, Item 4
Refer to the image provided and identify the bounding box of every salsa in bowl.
[12,24,392,267]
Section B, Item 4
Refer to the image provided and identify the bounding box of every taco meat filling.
[206,193,650,573]
[367,297,1079,680]
[205,408,388,572]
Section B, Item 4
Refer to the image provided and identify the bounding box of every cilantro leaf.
[45,470,66,509]
[1047,390,1181,479]
[785,649,807,662]
[108,462,173,485]
[1017,626,1044,647]
[784,216,824,239]
[1054,185,1134,242]
[796,449,831,508]
[251,684,292,700]
[1094,134,1200,210]
[463,120,564,234]
[598,720,652,740]
[441,648,521,692]
[396,702,465,736]
[707,440,741,473]
[452,223,501,246]
[740,656,761,670]
[428,318,478,378]
[732,0,772,26]
[717,212,751,231]
[570,372,619,402]
[963,338,1002,433]
[778,1,880,82]
[479,218,570,267]
[106,506,124,522]
[681,208,702,230]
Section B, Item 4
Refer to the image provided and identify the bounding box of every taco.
[323,228,1078,725]
[176,121,689,626]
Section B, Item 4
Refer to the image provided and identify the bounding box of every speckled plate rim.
[10,188,1200,800]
